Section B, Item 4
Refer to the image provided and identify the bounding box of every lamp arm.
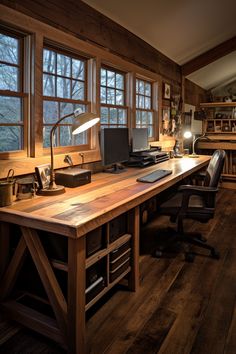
[49,112,74,189]
[192,136,201,155]
[192,133,210,155]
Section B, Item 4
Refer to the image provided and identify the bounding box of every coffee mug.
[0,180,15,206]
[15,177,38,200]
[0,169,15,207]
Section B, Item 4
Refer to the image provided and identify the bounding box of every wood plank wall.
[1,0,180,83]
[0,0,207,175]
[185,79,207,107]
[1,0,207,104]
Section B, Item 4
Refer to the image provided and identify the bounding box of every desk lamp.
[183,131,192,139]
[39,110,100,196]
[189,133,211,158]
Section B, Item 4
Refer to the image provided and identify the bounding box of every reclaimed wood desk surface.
[0,156,210,353]
[0,156,210,238]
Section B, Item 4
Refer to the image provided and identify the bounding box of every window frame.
[0,8,162,178]
[42,43,91,154]
[135,77,156,141]
[0,27,28,158]
[100,65,129,129]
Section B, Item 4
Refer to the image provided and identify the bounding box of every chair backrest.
[204,150,226,187]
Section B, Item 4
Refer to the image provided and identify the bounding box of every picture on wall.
[162,107,170,135]
[163,82,171,99]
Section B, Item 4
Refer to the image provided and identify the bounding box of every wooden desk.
[0,156,210,353]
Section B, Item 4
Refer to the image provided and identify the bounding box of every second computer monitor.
[132,128,149,152]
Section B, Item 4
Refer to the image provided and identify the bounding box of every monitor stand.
[104,163,126,174]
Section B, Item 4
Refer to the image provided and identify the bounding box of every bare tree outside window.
[0,32,23,152]
[136,78,154,138]
[100,67,127,128]
[43,47,88,148]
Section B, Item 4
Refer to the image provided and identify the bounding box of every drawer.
[85,276,105,304]
[86,259,106,288]
[110,249,131,272]
[109,258,130,283]
[110,241,131,262]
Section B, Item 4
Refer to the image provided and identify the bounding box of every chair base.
[154,228,220,262]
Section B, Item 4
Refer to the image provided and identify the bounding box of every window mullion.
[100,66,127,128]
[43,45,88,149]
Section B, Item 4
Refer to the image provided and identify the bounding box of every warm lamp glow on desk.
[39,110,100,196]
[183,131,211,158]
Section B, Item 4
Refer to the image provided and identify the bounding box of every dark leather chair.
[155,149,226,261]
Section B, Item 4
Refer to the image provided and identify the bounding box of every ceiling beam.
[181,36,236,76]
[211,75,236,92]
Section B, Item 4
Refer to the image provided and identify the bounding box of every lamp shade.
[37,110,100,196]
[183,131,192,139]
[72,111,100,135]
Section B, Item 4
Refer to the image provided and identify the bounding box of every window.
[0,12,163,179]
[100,67,127,128]
[0,31,25,153]
[136,78,154,138]
[43,47,89,148]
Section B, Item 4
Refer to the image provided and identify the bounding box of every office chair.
[155,149,226,262]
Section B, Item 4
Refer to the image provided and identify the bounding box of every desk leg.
[68,236,86,354]
[128,206,140,291]
[0,222,10,281]
[21,227,68,341]
[0,233,27,301]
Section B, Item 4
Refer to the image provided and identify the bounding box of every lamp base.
[37,184,65,196]
[189,153,199,158]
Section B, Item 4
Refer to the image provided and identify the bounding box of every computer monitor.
[100,127,130,173]
[132,128,149,152]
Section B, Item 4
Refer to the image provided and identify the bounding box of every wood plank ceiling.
[82,0,236,90]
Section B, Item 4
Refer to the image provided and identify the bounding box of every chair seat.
[159,192,215,222]
[161,192,204,208]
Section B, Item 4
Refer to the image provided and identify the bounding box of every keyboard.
[136,169,172,183]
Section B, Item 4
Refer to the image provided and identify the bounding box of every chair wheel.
[185,252,195,262]
[211,250,220,259]
[154,249,163,258]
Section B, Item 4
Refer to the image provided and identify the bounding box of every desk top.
[0,156,210,238]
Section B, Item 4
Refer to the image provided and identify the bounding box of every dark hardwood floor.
[1,188,236,354]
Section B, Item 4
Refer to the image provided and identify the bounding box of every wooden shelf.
[198,104,236,184]
[85,267,131,311]
[222,174,236,178]
[206,131,236,134]
[86,233,132,269]
[201,103,236,135]
[198,141,236,149]
[200,102,236,108]
[207,119,236,121]
[50,233,132,271]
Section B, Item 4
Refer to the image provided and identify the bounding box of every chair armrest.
[178,185,218,194]
[177,185,218,213]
